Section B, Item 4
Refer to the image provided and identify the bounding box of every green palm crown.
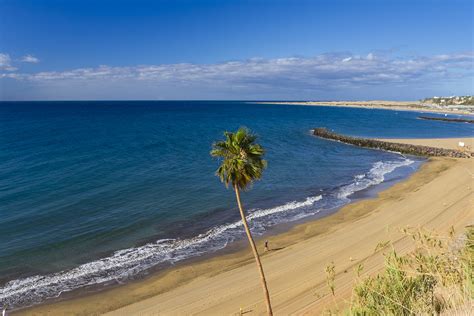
[210,127,267,190]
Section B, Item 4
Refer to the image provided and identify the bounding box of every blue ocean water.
[0,101,472,309]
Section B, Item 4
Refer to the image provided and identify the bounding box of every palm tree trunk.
[234,184,273,316]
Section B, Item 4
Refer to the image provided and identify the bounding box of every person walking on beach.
[264,240,269,252]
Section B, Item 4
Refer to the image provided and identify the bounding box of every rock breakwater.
[313,128,472,158]
[418,116,474,124]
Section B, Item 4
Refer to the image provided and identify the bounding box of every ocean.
[0,101,472,309]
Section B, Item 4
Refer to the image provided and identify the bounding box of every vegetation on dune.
[210,127,273,316]
[324,226,473,315]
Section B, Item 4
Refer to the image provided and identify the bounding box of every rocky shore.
[313,128,472,158]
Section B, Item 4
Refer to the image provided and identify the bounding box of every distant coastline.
[254,100,474,115]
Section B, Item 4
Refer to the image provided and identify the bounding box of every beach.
[2,1,473,314]
[256,101,474,115]
[377,137,474,151]
[18,137,474,315]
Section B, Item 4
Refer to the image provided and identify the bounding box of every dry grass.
[325,226,473,315]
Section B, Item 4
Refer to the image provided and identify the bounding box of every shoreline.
[16,138,473,314]
[11,158,420,315]
[253,101,474,115]
[4,149,418,312]
[4,158,418,313]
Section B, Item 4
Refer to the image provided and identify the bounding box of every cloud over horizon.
[1,52,473,100]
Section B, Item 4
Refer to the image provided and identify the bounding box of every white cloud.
[0,53,17,71]
[14,52,472,85]
[1,51,473,100]
[21,54,40,63]
[0,53,10,67]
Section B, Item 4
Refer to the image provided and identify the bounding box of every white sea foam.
[0,195,324,309]
[248,195,322,221]
[337,158,414,200]
[0,158,414,309]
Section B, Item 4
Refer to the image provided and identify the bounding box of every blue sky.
[0,0,472,100]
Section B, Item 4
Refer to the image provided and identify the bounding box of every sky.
[0,0,473,101]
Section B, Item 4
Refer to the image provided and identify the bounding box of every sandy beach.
[378,137,474,152]
[256,101,474,115]
[17,137,473,315]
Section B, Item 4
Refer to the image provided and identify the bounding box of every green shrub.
[347,226,473,315]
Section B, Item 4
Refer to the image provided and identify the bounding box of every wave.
[0,196,324,309]
[0,158,414,309]
[337,158,414,201]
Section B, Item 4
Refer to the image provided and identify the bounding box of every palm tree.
[210,127,273,316]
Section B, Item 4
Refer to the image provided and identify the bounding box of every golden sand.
[378,137,474,152]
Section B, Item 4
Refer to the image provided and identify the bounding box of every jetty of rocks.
[418,116,474,124]
[313,128,472,158]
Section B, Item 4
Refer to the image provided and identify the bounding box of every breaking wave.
[337,158,414,201]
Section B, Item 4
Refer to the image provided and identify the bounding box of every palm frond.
[210,127,266,190]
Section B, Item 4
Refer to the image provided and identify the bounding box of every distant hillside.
[422,95,474,106]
